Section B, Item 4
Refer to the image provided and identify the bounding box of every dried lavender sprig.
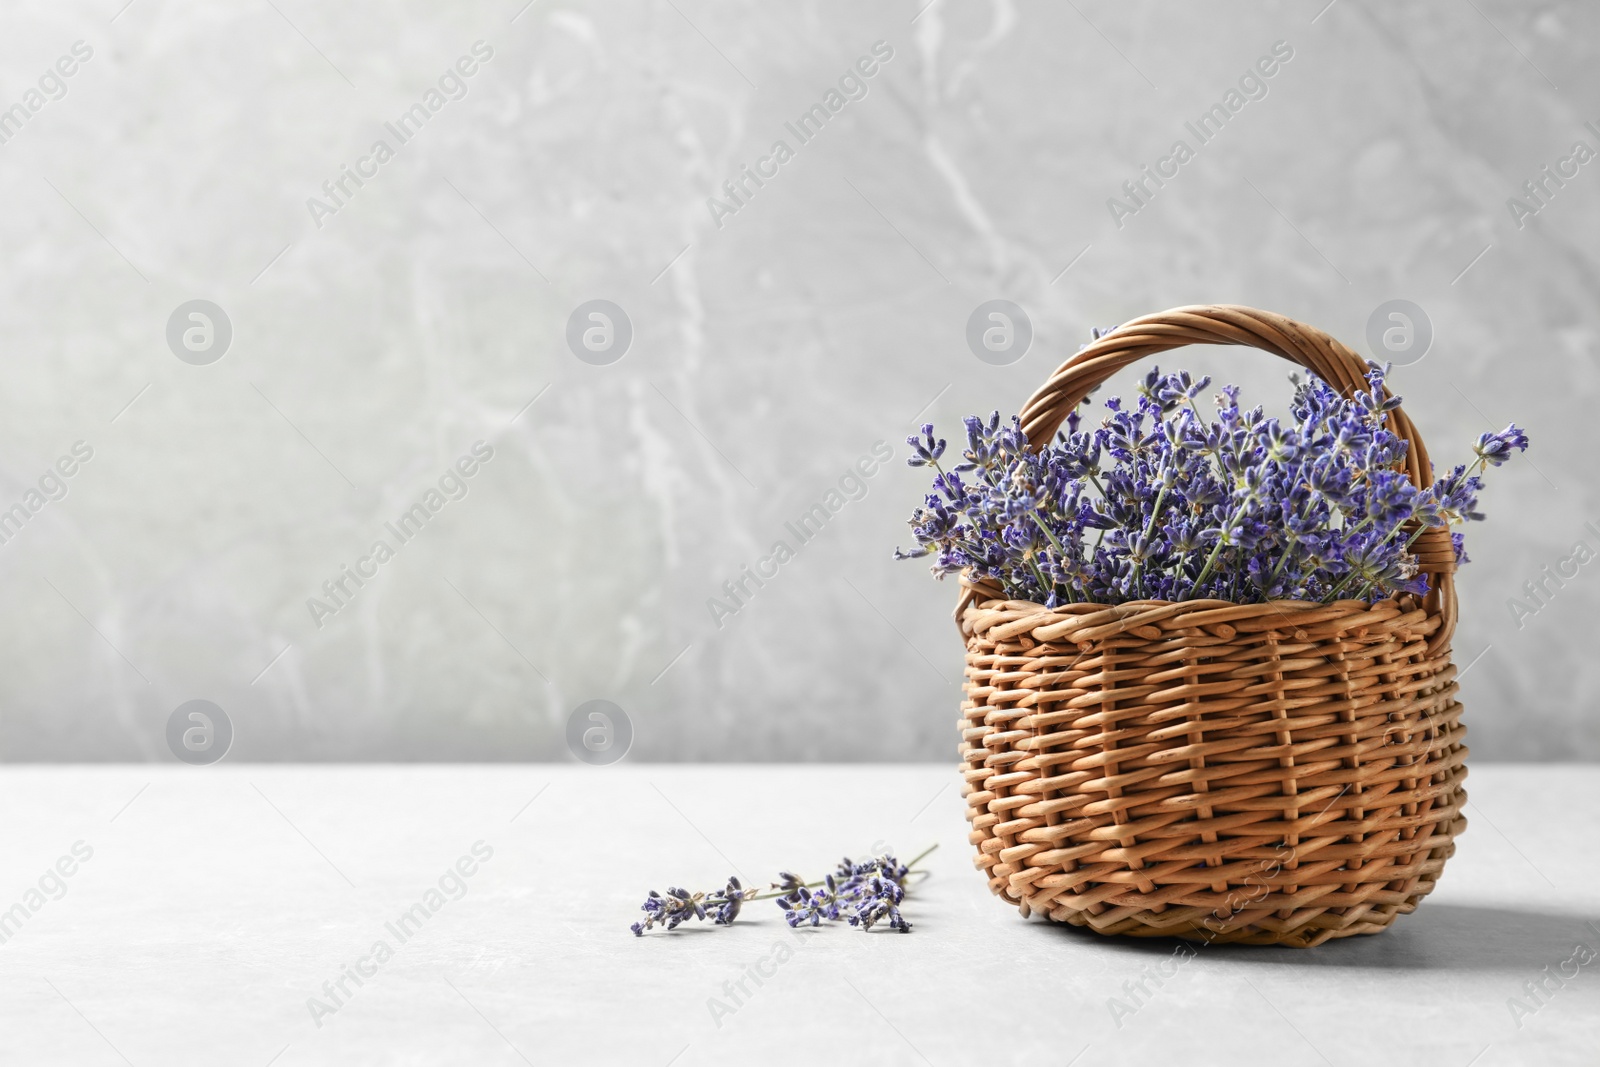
[772,844,936,933]
[630,876,751,936]
[629,843,937,936]
[759,841,935,902]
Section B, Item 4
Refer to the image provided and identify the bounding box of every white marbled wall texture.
[0,0,1594,761]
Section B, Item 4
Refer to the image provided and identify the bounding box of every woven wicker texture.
[957,305,1467,948]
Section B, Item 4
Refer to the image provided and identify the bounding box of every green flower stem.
[1322,572,1356,602]
[1325,517,1445,603]
[1186,492,1255,601]
[1025,505,1079,604]
[1318,514,1379,602]
[1187,536,1230,601]
[1266,455,1320,588]
[1025,554,1053,598]
[1141,484,1170,542]
[1028,510,1066,556]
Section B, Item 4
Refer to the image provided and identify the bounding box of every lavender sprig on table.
[773,854,916,933]
[895,355,1527,606]
[630,877,750,936]
[630,845,935,936]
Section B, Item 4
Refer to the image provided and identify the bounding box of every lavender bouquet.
[896,361,1526,606]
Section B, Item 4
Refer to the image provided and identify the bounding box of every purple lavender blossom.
[775,854,916,933]
[1473,424,1530,467]
[631,877,749,936]
[632,847,934,936]
[895,359,1526,606]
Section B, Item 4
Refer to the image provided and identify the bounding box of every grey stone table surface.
[2,765,1598,1066]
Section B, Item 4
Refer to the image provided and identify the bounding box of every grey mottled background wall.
[0,0,1594,762]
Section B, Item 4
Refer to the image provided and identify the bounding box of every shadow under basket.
[956,305,1468,949]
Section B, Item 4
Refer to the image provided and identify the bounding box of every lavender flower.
[631,846,935,936]
[775,854,916,933]
[1473,424,1530,467]
[907,424,946,468]
[631,877,750,936]
[895,354,1527,606]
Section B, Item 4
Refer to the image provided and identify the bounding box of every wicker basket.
[957,305,1467,948]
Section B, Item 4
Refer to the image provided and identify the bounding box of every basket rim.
[955,574,1440,645]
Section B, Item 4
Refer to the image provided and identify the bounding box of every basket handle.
[1014,303,1456,650]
